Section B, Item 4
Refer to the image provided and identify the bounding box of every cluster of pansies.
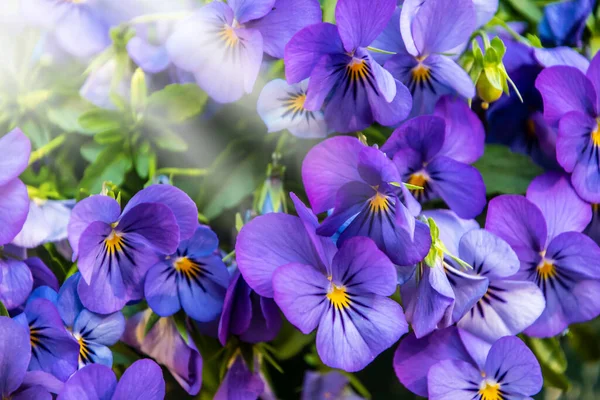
[3,0,600,398]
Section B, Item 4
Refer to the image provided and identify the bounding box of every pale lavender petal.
[427,359,481,400]
[458,229,520,279]
[0,128,31,186]
[0,179,29,246]
[228,0,275,24]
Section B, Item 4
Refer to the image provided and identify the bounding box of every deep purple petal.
[214,356,264,400]
[284,23,345,84]
[331,237,397,296]
[144,262,181,317]
[0,178,29,246]
[485,195,547,254]
[526,172,592,240]
[20,371,63,395]
[0,316,30,397]
[56,273,83,328]
[239,295,282,343]
[316,295,407,372]
[301,371,348,400]
[556,110,596,172]
[382,115,445,161]
[535,65,596,126]
[483,336,543,396]
[0,258,33,310]
[546,231,600,280]
[405,0,476,55]
[458,279,545,343]
[25,257,58,292]
[393,327,474,397]
[178,256,228,322]
[228,0,275,24]
[370,7,404,64]
[122,185,198,241]
[427,359,481,400]
[236,212,328,298]
[218,270,252,346]
[433,96,485,163]
[68,195,120,261]
[302,136,364,214]
[272,263,329,334]
[56,364,117,400]
[13,385,51,400]
[426,157,486,219]
[368,79,412,126]
[118,203,180,254]
[246,0,322,58]
[0,128,31,186]
[181,226,219,259]
[459,229,520,279]
[113,359,165,400]
[335,0,396,51]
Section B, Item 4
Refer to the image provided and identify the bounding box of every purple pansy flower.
[12,199,75,249]
[394,327,542,399]
[400,210,488,338]
[236,193,338,298]
[67,184,197,314]
[452,229,545,343]
[384,0,476,116]
[145,226,229,322]
[167,0,322,103]
[486,172,600,337]
[123,310,203,395]
[381,110,486,219]
[53,274,125,369]
[257,79,329,139]
[214,355,265,400]
[218,268,281,346]
[302,371,363,400]
[536,52,600,202]
[0,128,31,246]
[301,136,431,266]
[273,236,408,372]
[0,316,63,400]
[285,0,412,133]
[13,298,79,382]
[539,0,595,47]
[57,359,165,400]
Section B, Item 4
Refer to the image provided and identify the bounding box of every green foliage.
[146,84,209,123]
[474,145,544,195]
[79,144,133,193]
[0,301,8,317]
[525,336,571,391]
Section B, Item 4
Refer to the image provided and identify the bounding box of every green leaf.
[79,145,133,193]
[79,109,124,134]
[93,129,124,145]
[483,47,500,66]
[153,130,188,152]
[146,84,208,123]
[144,311,160,337]
[567,323,600,362]
[505,0,543,23]
[270,320,316,360]
[490,37,506,59]
[540,364,571,391]
[0,301,8,317]
[528,337,567,374]
[134,140,153,179]
[80,142,107,163]
[322,0,337,23]
[47,98,95,135]
[473,145,544,194]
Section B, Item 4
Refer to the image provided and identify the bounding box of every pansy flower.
[273,236,407,372]
[384,0,476,115]
[486,172,600,336]
[145,226,229,322]
[394,327,542,399]
[58,359,165,400]
[257,79,329,139]
[536,52,600,202]
[13,298,79,382]
[52,274,125,369]
[0,128,30,246]
[302,371,363,400]
[285,0,412,133]
[381,108,486,219]
[11,199,75,249]
[218,268,281,346]
[167,0,322,103]
[0,316,63,399]
[67,184,198,314]
[302,136,431,266]
[400,210,488,338]
[123,310,203,395]
[539,0,594,47]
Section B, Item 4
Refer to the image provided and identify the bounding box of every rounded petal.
[56,273,83,328]
[0,258,33,310]
[113,359,165,400]
[0,316,30,397]
[0,128,31,186]
[228,0,275,24]
[126,37,170,74]
[0,178,29,246]
[118,203,180,255]
[557,110,596,172]
[427,359,481,400]
[272,263,329,334]
[218,270,252,346]
[26,257,59,292]
[427,55,475,99]
[335,0,396,51]
[459,229,520,279]
[144,262,181,317]
[382,115,445,160]
[74,309,125,346]
[56,364,117,400]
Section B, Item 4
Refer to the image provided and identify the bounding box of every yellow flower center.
[76,335,92,365]
[411,63,431,84]
[327,284,350,310]
[347,59,368,82]
[369,192,390,213]
[537,259,556,280]
[104,230,124,255]
[29,326,41,348]
[284,94,307,112]
[592,119,600,146]
[408,173,428,190]
[479,380,502,400]
[220,25,239,48]
[174,257,203,279]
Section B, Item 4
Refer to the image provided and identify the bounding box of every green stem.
[490,17,532,46]
[274,131,289,155]
[28,133,67,165]
[366,46,397,55]
[222,250,236,262]
[155,167,209,177]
